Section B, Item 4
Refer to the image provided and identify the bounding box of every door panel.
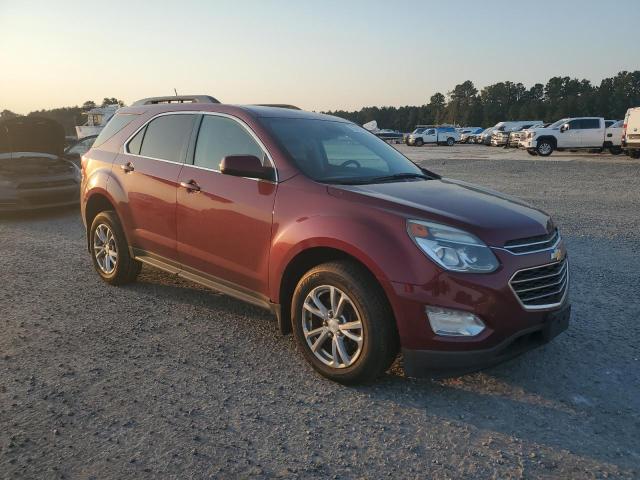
[110,113,196,262]
[112,154,183,261]
[176,114,277,296]
[176,166,276,295]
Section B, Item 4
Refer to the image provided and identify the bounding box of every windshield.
[548,118,569,129]
[412,128,425,134]
[263,118,424,183]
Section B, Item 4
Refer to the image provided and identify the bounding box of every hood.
[0,116,65,156]
[328,178,552,246]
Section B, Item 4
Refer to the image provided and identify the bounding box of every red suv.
[81,95,570,384]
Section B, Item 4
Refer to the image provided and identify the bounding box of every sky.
[1,0,639,114]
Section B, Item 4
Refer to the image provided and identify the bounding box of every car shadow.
[114,267,638,472]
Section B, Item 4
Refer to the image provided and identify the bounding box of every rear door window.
[139,114,196,163]
[580,119,601,129]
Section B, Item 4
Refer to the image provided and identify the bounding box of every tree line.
[1,98,125,135]
[325,71,640,132]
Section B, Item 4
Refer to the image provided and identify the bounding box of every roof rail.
[132,95,221,106]
[254,104,301,110]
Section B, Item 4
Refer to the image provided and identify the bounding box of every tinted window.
[426,129,435,135]
[581,119,601,129]
[127,126,145,155]
[567,119,582,129]
[194,115,264,170]
[93,113,137,147]
[139,114,196,163]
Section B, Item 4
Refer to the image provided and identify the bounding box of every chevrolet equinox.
[81,95,570,384]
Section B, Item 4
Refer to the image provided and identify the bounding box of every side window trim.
[123,111,278,181]
[123,111,197,165]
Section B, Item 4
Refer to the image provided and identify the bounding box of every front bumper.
[402,303,570,377]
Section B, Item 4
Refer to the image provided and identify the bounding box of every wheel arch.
[84,192,120,252]
[276,246,396,336]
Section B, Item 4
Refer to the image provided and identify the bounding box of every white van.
[623,107,640,158]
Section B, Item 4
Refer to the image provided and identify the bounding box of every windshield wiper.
[323,173,430,185]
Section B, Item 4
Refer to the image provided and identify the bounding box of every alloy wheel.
[302,285,364,368]
[93,223,118,274]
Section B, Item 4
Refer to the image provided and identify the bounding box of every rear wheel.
[536,140,554,156]
[291,261,398,384]
[629,149,640,159]
[609,146,622,155]
[90,211,141,285]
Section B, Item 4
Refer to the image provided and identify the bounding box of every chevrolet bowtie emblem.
[551,248,565,262]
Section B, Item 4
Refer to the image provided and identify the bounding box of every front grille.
[503,229,559,254]
[510,259,568,308]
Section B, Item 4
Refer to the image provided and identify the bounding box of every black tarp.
[0,117,65,156]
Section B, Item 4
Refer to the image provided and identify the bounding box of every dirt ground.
[1,145,639,479]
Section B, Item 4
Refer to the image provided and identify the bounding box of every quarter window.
[127,127,145,155]
[194,115,265,170]
[93,113,137,147]
[139,114,196,163]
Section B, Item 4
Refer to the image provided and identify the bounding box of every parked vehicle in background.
[604,120,623,155]
[491,123,539,147]
[622,107,640,158]
[407,126,459,146]
[81,95,570,384]
[63,135,98,165]
[472,127,493,144]
[75,104,120,138]
[484,121,543,146]
[521,117,612,156]
[459,127,484,143]
[0,116,80,211]
[510,124,548,148]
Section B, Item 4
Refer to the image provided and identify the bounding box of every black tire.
[291,261,398,385]
[629,149,640,159]
[609,146,622,155]
[446,137,455,146]
[89,211,141,285]
[414,138,424,147]
[536,140,554,156]
[527,149,538,156]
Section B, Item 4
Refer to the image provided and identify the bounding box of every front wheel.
[609,146,622,155]
[414,138,424,147]
[527,149,538,156]
[90,211,141,285]
[536,140,554,156]
[291,261,398,384]
[629,149,640,159]
[446,137,455,146]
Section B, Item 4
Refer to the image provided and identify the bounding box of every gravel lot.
[1,145,639,479]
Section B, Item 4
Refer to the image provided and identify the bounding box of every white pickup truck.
[407,126,459,146]
[521,117,622,156]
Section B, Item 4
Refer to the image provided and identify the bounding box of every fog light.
[426,306,485,337]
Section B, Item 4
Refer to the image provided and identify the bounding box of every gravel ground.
[1,145,639,479]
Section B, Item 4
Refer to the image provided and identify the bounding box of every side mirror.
[220,155,274,181]
[560,123,570,133]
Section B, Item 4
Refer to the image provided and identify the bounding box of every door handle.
[180,180,201,193]
[120,162,134,173]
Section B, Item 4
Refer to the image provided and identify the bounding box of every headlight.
[407,220,499,273]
